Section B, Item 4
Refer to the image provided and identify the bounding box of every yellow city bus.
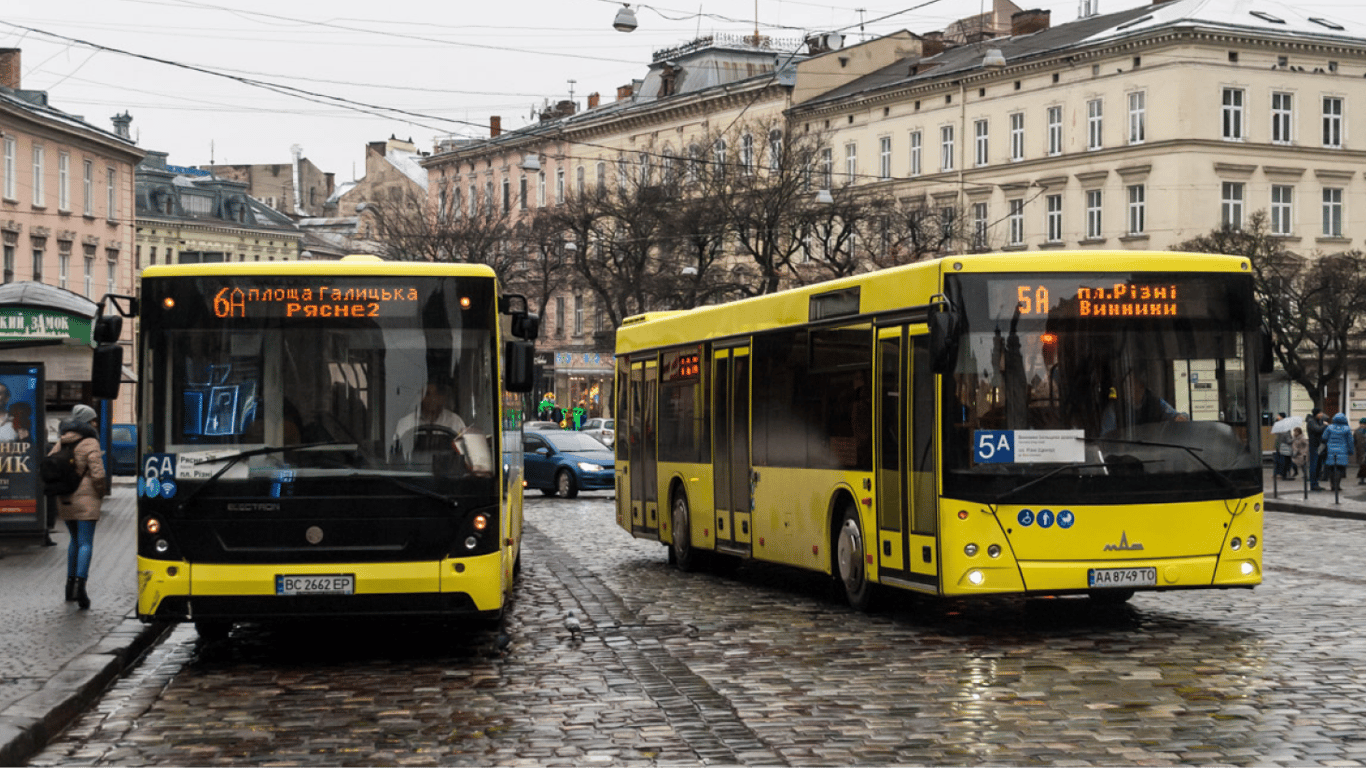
[124,256,538,637]
[614,251,1264,608]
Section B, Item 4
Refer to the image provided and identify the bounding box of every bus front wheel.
[836,505,875,611]
[670,493,701,572]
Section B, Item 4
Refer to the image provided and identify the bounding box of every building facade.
[134,151,305,271]
[791,0,1366,418]
[202,150,335,219]
[420,33,908,418]
[0,48,143,427]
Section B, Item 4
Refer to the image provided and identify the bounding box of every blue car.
[522,429,614,498]
[110,423,137,476]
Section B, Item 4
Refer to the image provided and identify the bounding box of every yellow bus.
[614,252,1263,608]
[120,256,538,638]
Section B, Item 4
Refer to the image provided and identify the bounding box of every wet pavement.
[18,470,1366,767]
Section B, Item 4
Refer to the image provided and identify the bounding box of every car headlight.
[577,462,603,472]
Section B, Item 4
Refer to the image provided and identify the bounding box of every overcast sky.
[5,0,1363,181]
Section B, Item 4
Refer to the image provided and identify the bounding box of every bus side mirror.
[512,312,540,341]
[91,344,123,400]
[505,340,535,392]
[93,314,123,344]
[928,304,961,375]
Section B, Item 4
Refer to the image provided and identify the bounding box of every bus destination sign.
[986,277,1213,321]
[209,285,421,320]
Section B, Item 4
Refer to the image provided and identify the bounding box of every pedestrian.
[47,404,107,610]
[1274,413,1295,479]
[1306,408,1327,490]
[1355,417,1366,485]
[1323,412,1354,493]
[1291,426,1308,481]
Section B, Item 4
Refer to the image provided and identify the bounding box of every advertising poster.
[0,363,46,535]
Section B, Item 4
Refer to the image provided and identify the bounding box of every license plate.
[275,574,355,596]
[1087,567,1156,588]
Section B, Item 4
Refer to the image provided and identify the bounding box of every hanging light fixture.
[613,3,639,32]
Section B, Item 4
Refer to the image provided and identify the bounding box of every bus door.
[874,327,939,592]
[712,345,752,556]
[625,357,660,536]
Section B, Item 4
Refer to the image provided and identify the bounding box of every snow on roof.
[385,149,428,190]
[1080,0,1363,44]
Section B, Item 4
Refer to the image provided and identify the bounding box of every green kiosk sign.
[0,310,92,345]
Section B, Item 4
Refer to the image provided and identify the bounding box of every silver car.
[581,417,615,447]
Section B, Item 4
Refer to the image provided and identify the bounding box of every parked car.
[522,429,614,498]
[110,423,138,476]
[523,420,561,430]
[581,417,615,447]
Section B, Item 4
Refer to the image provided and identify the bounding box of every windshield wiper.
[1091,437,1237,491]
[992,461,1113,505]
[176,441,342,512]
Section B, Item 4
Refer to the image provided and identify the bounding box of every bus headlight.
[987,544,1001,558]
[1230,537,1242,551]
[155,539,169,553]
[465,536,479,550]
[964,543,978,557]
[1247,535,1257,549]
[1240,561,1255,575]
[472,514,489,531]
[144,518,161,534]
[967,569,984,585]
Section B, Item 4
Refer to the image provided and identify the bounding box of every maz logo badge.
[305,526,324,545]
[1103,531,1144,551]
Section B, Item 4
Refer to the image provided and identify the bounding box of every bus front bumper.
[137,553,507,622]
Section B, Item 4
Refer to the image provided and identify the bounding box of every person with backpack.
[45,404,107,610]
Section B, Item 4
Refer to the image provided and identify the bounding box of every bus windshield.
[942,272,1260,504]
[142,275,500,485]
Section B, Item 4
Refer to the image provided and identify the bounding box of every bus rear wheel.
[670,493,701,572]
[836,505,876,611]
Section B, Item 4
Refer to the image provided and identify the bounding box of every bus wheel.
[836,505,875,611]
[1088,589,1135,605]
[555,469,579,499]
[670,493,700,572]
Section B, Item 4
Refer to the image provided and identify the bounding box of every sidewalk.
[0,480,170,767]
[1262,464,1366,521]
[0,469,1361,766]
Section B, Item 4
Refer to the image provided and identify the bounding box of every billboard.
[0,363,47,536]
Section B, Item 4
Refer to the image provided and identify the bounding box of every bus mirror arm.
[928,300,961,375]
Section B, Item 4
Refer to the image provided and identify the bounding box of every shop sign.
[0,310,92,344]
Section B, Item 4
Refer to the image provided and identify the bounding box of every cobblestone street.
[30,494,1366,766]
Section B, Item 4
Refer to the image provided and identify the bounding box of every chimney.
[617,83,635,101]
[1011,9,1052,35]
[0,48,19,90]
[490,116,502,138]
[922,31,946,57]
[111,112,133,139]
[587,92,601,109]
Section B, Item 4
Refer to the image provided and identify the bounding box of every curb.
[1266,499,1366,522]
[0,618,172,767]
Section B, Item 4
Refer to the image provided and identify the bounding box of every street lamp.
[613,3,638,32]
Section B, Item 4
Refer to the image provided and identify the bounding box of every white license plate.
[1088,567,1156,588]
[275,574,355,596]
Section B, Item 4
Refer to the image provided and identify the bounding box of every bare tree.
[696,122,834,296]
[355,185,521,286]
[510,209,575,322]
[1176,210,1366,407]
